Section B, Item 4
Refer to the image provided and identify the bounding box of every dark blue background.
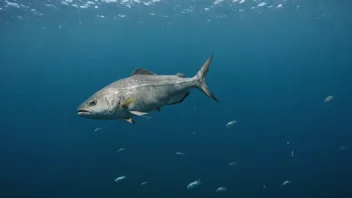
[1,1,351,198]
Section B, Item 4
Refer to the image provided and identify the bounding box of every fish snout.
[77,107,93,117]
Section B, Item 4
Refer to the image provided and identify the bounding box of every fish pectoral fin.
[122,98,137,108]
[156,108,161,111]
[125,118,135,124]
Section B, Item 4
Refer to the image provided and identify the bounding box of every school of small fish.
[87,93,336,193]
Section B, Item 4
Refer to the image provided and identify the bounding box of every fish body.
[141,181,148,186]
[186,179,201,189]
[281,180,291,186]
[324,92,335,103]
[114,176,126,182]
[77,55,218,123]
[94,128,102,132]
[225,120,237,128]
[216,187,227,192]
[324,95,333,103]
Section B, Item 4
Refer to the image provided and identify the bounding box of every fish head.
[77,91,120,119]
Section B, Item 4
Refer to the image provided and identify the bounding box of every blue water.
[1,0,352,198]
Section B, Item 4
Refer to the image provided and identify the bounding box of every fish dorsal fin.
[176,73,185,78]
[131,69,156,76]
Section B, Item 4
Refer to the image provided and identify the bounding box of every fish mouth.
[77,108,93,116]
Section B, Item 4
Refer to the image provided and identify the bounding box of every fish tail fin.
[194,55,219,102]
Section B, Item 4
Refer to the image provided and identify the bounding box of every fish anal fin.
[131,69,156,76]
[125,118,135,124]
[169,92,190,105]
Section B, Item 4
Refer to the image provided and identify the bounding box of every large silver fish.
[77,55,219,124]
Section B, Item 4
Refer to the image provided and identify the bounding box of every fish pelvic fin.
[194,55,219,102]
[125,118,135,124]
[130,111,152,119]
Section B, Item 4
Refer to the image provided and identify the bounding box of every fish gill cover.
[0,0,352,198]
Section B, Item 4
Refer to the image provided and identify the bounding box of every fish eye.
[88,100,97,106]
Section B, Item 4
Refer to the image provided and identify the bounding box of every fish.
[324,95,333,102]
[77,55,219,124]
[281,180,291,186]
[114,176,126,182]
[186,178,201,189]
[176,152,185,156]
[94,127,102,132]
[324,92,335,103]
[225,120,237,128]
[141,181,148,186]
[216,187,227,192]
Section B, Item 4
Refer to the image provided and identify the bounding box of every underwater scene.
[1,0,352,198]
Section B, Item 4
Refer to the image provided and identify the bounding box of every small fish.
[229,161,237,166]
[114,176,126,182]
[291,150,294,157]
[225,120,237,128]
[117,148,125,153]
[262,185,267,189]
[216,187,227,192]
[324,93,335,103]
[77,55,219,124]
[94,128,102,132]
[186,179,201,189]
[141,181,148,186]
[176,152,185,156]
[281,180,291,186]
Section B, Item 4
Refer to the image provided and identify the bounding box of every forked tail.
[194,55,219,102]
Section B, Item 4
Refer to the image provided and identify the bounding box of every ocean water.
[1,0,352,198]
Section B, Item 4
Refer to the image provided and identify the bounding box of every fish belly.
[129,85,175,112]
